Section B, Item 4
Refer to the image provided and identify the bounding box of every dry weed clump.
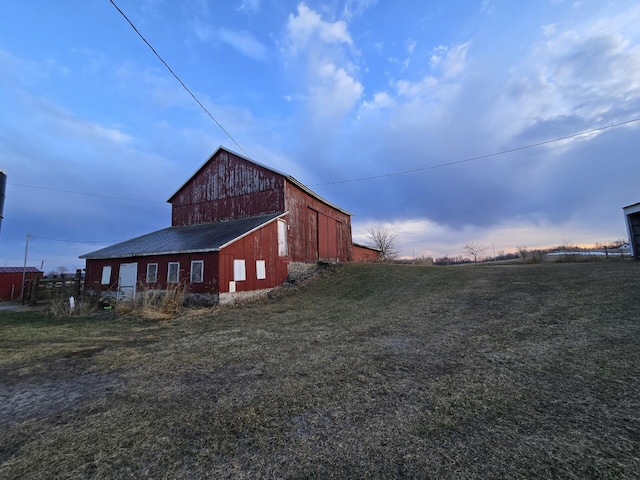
[115,282,189,320]
[46,295,95,317]
[518,247,545,264]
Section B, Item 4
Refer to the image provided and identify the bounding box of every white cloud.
[218,28,268,61]
[480,0,495,14]
[237,0,260,14]
[19,95,132,147]
[281,3,363,127]
[359,91,394,112]
[343,0,378,20]
[192,18,268,61]
[439,42,470,78]
[286,3,352,54]
[115,64,192,110]
[193,18,214,42]
[308,62,363,121]
[488,13,640,141]
[354,39,476,127]
[429,45,447,69]
[394,76,439,99]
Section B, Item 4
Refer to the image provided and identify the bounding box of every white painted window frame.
[278,219,288,257]
[234,259,246,281]
[167,262,180,284]
[190,260,204,283]
[256,260,266,280]
[146,263,158,283]
[101,266,112,285]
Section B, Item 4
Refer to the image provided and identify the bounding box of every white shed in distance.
[622,202,640,258]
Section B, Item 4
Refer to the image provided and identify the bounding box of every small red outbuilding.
[0,267,42,302]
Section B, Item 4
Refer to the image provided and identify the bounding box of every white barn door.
[118,263,138,301]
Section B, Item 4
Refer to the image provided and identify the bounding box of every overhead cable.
[9,117,640,199]
[30,234,129,244]
[6,183,159,203]
[310,117,640,186]
[108,0,251,158]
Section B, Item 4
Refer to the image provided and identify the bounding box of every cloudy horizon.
[1,1,639,271]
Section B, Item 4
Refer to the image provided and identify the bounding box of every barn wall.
[218,220,289,293]
[0,271,41,301]
[624,203,640,258]
[353,244,382,262]
[170,150,286,226]
[284,183,353,263]
[84,252,219,295]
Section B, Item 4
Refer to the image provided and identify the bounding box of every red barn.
[0,267,42,302]
[80,147,353,303]
[352,243,382,262]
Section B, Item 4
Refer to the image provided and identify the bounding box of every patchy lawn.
[1,261,639,479]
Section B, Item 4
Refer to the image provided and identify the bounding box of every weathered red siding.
[353,244,382,262]
[284,183,353,263]
[218,220,289,293]
[85,252,219,295]
[0,270,41,301]
[170,149,286,226]
[168,147,353,264]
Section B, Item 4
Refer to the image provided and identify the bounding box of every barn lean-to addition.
[352,243,382,262]
[80,147,353,303]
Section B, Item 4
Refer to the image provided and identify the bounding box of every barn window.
[146,263,158,283]
[256,260,266,280]
[278,219,288,257]
[167,262,180,283]
[101,266,112,285]
[234,259,246,281]
[190,260,204,283]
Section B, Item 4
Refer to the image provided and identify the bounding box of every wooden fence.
[24,270,84,305]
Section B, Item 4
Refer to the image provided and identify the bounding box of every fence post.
[29,275,40,306]
[74,269,82,298]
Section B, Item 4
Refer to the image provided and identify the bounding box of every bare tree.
[367,225,400,260]
[462,242,486,264]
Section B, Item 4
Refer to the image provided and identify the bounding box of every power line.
[310,117,640,186]
[6,183,160,203]
[108,0,251,159]
[9,117,639,200]
[31,235,129,244]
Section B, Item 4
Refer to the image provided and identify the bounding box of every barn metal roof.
[352,242,382,252]
[79,213,283,260]
[0,267,41,274]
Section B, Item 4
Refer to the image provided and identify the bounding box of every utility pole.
[21,233,31,302]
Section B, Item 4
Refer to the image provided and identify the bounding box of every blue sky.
[1,0,639,270]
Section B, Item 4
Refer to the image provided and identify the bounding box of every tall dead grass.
[46,295,94,317]
[115,282,189,320]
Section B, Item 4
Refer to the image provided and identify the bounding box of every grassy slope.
[1,262,639,479]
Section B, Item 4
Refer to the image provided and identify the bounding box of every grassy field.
[1,261,639,479]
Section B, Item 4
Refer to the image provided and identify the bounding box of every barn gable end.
[169,148,286,226]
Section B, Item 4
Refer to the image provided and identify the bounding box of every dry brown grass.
[114,282,189,320]
[1,261,639,479]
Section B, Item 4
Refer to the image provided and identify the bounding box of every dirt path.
[0,372,122,428]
